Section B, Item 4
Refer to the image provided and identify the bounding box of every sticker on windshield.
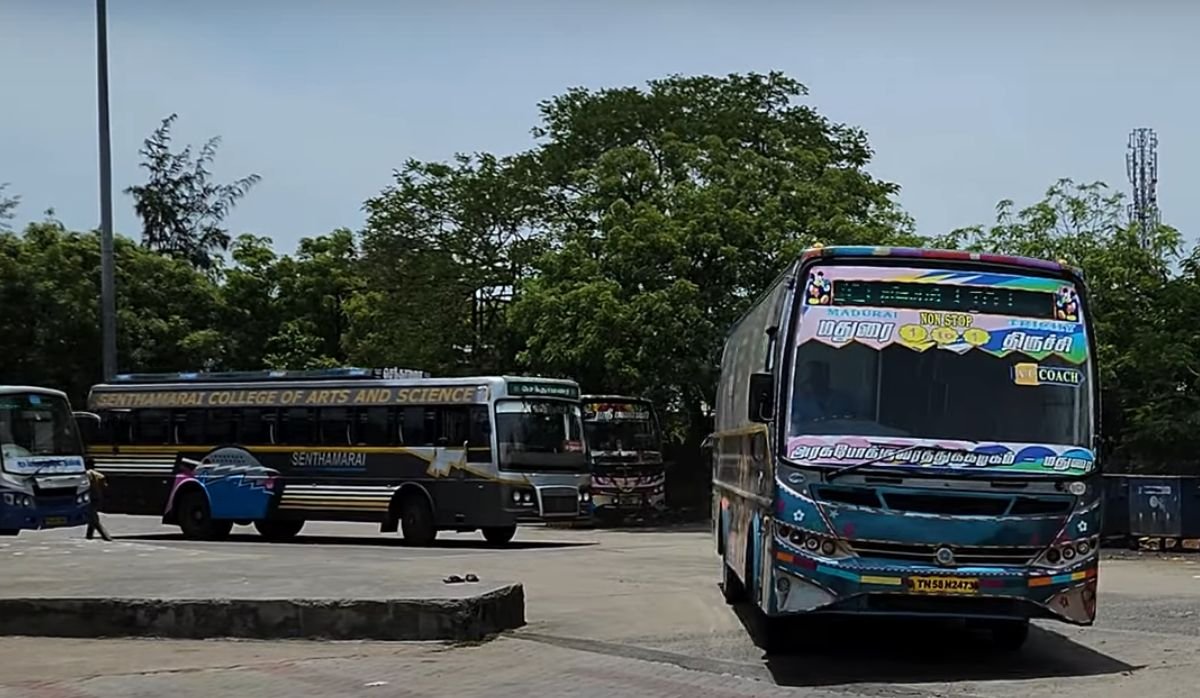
[1013,363,1084,388]
[786,435,1095,475]
[1055,286,1080,322]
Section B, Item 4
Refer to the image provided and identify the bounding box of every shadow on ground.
[732,601,1138,687]
[115,532,595,551]
[597,521,712,534]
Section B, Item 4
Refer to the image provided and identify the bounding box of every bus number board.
[832,280,1057,320]
[506,382,580,399]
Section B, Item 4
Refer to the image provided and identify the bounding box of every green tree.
[125,114,261,272]
[0,220,222,402]
[214,234,282,370]
[944,178,1195,472]
[511,72,919,443]
[354,155,543,374]
[0,183,18,232]
[265,229,361,369]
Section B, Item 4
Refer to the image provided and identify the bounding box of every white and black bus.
[84,369,592,545]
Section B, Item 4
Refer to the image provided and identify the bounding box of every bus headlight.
[774,519,854,560]
[579,488,592,503]
[1034,535,1099,569]
[6,494,36,508]
[76,491,91,506]
[511,490,522,504]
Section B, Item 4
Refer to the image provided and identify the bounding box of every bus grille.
[540,489,580,517]
[34,487,76,500]
[846,539,1041,566]
[812,486,1073,517]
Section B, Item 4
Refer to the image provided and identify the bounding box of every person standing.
[85,466,112,541]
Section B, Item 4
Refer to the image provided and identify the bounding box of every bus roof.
[0,386,68,400]
[93,370,577,391]
[799,245,1084,279]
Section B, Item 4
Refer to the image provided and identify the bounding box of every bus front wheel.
[176,491,232,541]
[254,519,305,542]
[482,525,516,546]
[399,494,437,546]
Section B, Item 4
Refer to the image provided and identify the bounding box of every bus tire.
[399,493,437,546]
[176,490,232,541]
[988,619,1030,651]
[482,525,517,546]
[254,519,305,542]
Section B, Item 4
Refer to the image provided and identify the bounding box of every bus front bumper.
[592,488,666,512]
[769,550,1098,626]
[0,500,89,531]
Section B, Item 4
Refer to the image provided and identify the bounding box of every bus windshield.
[496,399,586,471]
[582,401,661,454]
[787,265,1094,474]
[0,392,84,474]
[584,420,661,454]
[788,342,1091,446]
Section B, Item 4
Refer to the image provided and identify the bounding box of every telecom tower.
[1126,128,1160,249]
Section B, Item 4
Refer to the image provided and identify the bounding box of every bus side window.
[318,408,352,446]
[174,409,206,445]
[439,407,470,447]
[239,409,275,445]
[356,407,391,446]
[280,408,315,446]
[398,407,428,446]
[468,405,491,447]
[206,409,237,445]
[466,405,492,463]
[134,409,170,445]
[111,411,131,445]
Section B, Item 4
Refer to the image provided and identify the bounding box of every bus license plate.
[43,516,68,527]
[908,576,979,595]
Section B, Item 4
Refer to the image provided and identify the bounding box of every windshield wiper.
[825,443,926,483]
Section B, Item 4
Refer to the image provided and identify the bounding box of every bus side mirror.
[73,411,101,445]
[748,373,775,423]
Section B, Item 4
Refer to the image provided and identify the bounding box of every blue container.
[1126,475,1200,539]
[1101,474,1129,539]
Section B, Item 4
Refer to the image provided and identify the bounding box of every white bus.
[85,369,592,545]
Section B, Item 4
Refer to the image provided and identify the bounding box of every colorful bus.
[581,395,667,521]
[86,369,592,545]
[714,246,1098,651]
[0,387,92,535]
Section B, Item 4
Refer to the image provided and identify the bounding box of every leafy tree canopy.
[125,114,260,272]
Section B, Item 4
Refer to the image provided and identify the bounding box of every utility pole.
[97,0,117,379]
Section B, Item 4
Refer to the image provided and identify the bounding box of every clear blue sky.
[3,0,1198,253]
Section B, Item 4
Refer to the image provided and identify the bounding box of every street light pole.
[96,0,117,380]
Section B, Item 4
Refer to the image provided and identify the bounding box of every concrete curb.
[0,583,525,642]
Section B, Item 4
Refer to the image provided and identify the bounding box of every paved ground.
[1,516,1199,696]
